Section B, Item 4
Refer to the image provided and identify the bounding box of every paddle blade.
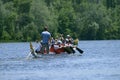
[76,47,84,54]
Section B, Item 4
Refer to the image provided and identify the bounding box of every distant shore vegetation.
[0,0,120,42]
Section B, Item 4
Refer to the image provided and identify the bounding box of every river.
[0,40,120,80]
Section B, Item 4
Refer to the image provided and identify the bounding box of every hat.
[67,35,70,37]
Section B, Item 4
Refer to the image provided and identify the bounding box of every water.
[0,40,120,80]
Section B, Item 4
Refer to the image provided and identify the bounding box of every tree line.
[0,0,120,42]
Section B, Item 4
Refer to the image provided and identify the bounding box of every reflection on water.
[0,40,120,80]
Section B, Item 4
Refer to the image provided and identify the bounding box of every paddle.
[26,52,31,59]
[76,47,84,54]
[74,39,84,54]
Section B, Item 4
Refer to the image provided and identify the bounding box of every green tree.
[56,1,77,37]
[76,2,112,40]
[0,0,120,41]
[23,22,39,41]
[30,0,58,37]
[13,0,32,30]
[0,0,4,39]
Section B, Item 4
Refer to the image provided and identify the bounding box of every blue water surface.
[0,40,120,80]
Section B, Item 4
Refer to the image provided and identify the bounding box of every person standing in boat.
[41,26,51,54]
